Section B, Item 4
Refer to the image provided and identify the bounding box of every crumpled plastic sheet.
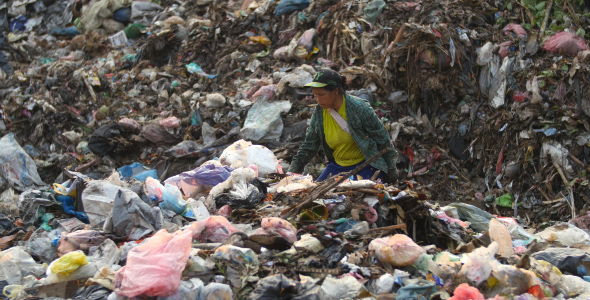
[115,229,192,298]
[57,230,107,257]
[103,187,164,240]
[247,274,322,300]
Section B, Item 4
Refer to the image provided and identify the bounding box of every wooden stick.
[568,153,590,173]
[282,147,390,218]
[540,0,554,37]
[369,223,407,232]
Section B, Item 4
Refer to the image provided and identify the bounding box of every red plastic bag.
[448,283,484,300]
[115,229,192,298]
[188,216,239,243]
[543,31,589,57]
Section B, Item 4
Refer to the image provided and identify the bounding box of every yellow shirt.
[323,96,365,166]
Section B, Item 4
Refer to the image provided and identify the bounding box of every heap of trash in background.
[2,0,590,298]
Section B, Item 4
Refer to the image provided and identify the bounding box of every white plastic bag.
[219,140,280,177]
[0,133,46,191]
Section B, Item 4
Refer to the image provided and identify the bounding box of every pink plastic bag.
[188,216,239,243]
[543,31,589,57]
[498,41,513,58]
[503,24,527,39]
[118,117,140,132]
[448,283,484,300]
[368,234,425,266]
[253,217,297,243]
[115,229,192,298]
[251,85,277,102]
[159,116,181,129]
[298,29,316,51]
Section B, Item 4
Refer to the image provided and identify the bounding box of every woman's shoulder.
[345,94,372,110]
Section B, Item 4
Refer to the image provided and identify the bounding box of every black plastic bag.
[215,178,267,209]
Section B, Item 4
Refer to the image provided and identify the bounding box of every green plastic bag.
[495,193,513,208]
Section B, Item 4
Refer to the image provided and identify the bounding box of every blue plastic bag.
[118,162,158,182]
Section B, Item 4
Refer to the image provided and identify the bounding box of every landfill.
[1,0,590,298]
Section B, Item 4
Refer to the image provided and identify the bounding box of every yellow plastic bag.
[50,250,88,276]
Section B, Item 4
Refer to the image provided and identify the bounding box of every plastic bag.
[188,216,239,243]
[0,133,46,191]
[251,84,277,102]
[294,234,324,253]
[363,0,386,25]
[145,177,188,214]
[369,234,425,266]
[157,278,204,300]
[275,0,309,16]
[253,217,297,243]
[164,164,233,197]
[239,99,292,142]
[543,31,588,57]
[141,124,182,146]
[50,250,89,276]
[115,229,193,298]
[130,1,163,26]
[503,24,527,39]
[448,203,494,232]
[27,229,60,264]
[219,140,280,177]
[320,275,363,300]
[202,283,233,300]
[117,117,140,132]
[0,246,46,285]
[448,283,484,300]
[57,230,107,256]
[459,242,499,285]
[118,163,158,182]
[88,124,124,156]
[159,117,180,129]
[214,178,267,209]
[103,187,164,240]
[298,29,315,51]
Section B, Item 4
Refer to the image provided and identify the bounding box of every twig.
[282,148,390,218]
[552,160,576,219]
[568,153,590,173]
[540,0,554,37]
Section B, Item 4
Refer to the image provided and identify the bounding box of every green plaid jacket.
[288,94,398,174]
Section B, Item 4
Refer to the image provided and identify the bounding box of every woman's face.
[312,87,339,109]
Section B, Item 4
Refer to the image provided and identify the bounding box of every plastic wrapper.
[115,229,193,298]
[188,216,239,243]
[368,234,425,266]
[164,164,233,197]
[0,133,46,191]
[50,250,89,276]
[212,245,259,265]
[543,31,588,57]
[253,217,297,243]
[117,117,140,132]
[118,162,157,182]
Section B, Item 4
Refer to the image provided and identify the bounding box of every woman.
[288,69,398,182]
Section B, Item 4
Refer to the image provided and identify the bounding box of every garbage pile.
[1,0,590,298]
